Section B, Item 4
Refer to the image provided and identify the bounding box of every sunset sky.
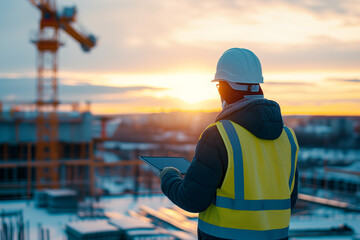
[0,0,359,115]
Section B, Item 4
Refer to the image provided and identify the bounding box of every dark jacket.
[161,99,299,240]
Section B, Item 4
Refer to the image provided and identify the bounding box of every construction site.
[1,1,360,240]
[0,0,148,201]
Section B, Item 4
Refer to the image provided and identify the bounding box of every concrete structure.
[0,111,92,144]
[66,220,120,240]
[0,108,94,200]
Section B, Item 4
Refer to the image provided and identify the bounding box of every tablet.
[139,156,191,174]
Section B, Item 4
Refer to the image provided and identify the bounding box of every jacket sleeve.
[290,167,299,210]
[160,126,226,213]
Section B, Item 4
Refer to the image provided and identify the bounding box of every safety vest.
[198,120,299,240]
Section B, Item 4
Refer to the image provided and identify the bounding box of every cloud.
[2,0,360,74]
[281,98,360,107]
[0,76,219,114]
[259,39,360,71]
[0,78,166,103]
[60,83,166,95]
[327,78,360,83]
[87,0,360,72]
[264,81,314,86]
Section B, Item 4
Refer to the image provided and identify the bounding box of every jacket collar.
[215,96,264,122]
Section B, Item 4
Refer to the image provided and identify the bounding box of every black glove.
[159,167,181,180]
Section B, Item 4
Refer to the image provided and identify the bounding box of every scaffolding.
[0,101,97,199]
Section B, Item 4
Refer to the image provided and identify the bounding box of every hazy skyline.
[1,0,359,115]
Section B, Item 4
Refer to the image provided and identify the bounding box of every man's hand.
[159,167,181,179]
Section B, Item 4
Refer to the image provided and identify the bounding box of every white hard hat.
[212,48,264,87]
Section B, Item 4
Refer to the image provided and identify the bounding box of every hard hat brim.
[212,79,260,92]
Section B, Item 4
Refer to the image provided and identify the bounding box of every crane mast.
[29,0,96,189]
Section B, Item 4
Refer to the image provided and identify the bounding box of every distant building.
[0,110,93,199]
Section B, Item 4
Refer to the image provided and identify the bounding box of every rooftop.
[1,195,359,240]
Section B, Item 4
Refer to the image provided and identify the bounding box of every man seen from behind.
[160,48,299,240]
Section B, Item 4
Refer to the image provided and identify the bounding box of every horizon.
[93,111,360,118]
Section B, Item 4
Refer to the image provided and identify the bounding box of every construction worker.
[160,48,299,240]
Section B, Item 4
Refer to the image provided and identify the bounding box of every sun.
[152,72,219,105]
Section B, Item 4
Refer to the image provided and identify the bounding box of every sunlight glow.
[56,69,360,115]
[61,71,219,104]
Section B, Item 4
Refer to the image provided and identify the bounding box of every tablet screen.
[139,156,191,174]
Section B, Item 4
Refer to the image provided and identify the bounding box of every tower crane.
[28,0,97,188]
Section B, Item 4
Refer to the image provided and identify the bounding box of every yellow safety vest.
[198,120,299,240]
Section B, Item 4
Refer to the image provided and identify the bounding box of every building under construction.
[0,103,94,199]
[0,0,97,200]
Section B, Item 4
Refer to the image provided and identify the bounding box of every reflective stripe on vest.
[198,120,298,240]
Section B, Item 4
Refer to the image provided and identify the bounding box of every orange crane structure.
[28,0,96,189]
